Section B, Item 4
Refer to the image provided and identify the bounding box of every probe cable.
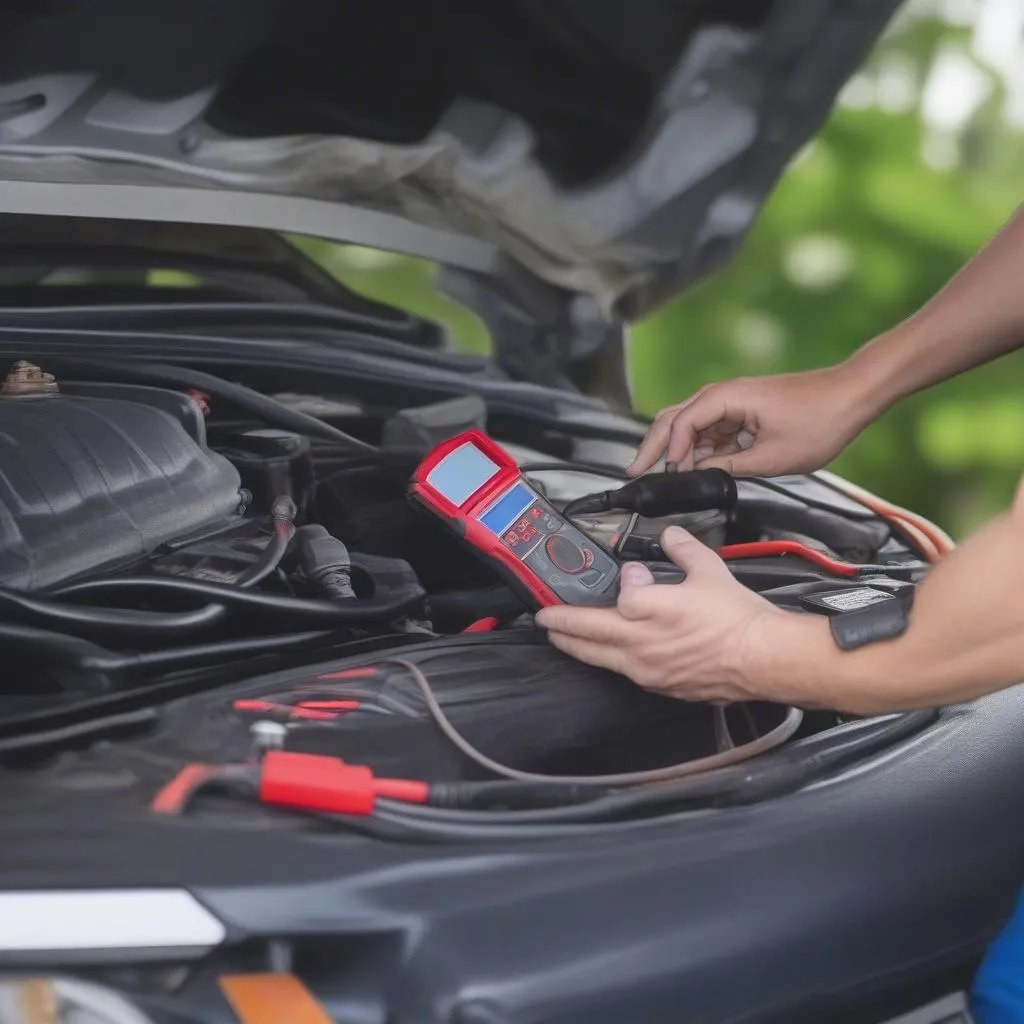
[376,657,803,787]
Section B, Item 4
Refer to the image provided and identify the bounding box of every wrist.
[737,610,910,714]
[841,318,940,419]
[837,331,909,423]
[733,609,838,707]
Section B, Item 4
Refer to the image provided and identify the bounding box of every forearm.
[758,494,1024,714]
[842,204,1024,417]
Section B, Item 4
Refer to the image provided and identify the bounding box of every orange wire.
[814,471,953,562]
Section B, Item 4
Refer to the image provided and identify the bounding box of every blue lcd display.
[479,483,533,535]
[425,442,500,507]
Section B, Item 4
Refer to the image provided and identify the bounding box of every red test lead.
[258,751,428,816]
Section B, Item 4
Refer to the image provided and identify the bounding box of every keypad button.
[545,534,587,573]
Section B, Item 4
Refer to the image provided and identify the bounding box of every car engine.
[0,357,934,783]
[0,363,242,591]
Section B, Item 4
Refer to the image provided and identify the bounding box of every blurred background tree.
[297,0,1024,539]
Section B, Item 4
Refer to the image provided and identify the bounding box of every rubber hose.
[43,358,377,453]
[0,621,332,680]
[51,575,423,623]
[0,587,225,640]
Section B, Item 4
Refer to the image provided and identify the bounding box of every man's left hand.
[535,525,783,703]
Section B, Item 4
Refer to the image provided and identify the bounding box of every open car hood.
[0,1,899,325]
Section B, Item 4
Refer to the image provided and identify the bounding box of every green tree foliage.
[302,4,1024,538]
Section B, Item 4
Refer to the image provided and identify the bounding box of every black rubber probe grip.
[564,469,738,519]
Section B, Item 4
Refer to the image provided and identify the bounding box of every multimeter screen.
[478,484,533,535]
[424,442,500,506]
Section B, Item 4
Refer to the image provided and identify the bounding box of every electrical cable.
[614,511,640,557]
[150,764,258,815]
[13,498,299,643]
[0,587,226,640]
[739,477,877,521]
[712,705,734,751]
[518,462,629,480]
[377,657,803,786]
[44,358,377,453]
[0,707,160,757]
[166,709,931,837]
[146,695,932,837]
[813,470,954,561]
[0,621,333,685]
[233,496,297,588]
[51,575,424,624]
[358,710,938,835]
[718,541,860,577]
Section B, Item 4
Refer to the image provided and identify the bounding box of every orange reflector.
[219,974,333,1024]
[12,979,57,1024]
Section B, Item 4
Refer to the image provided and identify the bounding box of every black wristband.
[798,585,912,651]
[829,599,909,651]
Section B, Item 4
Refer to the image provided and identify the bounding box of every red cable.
[151,764,219,814]
[295,700,361,712]
[231,698,340,721]
[718,540,859,577]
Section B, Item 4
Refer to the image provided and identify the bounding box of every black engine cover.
[0,390,241,590]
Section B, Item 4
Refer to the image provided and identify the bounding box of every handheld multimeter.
[409,430,620,608]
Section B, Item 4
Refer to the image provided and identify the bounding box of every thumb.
[620,560,655,589]
[617,559,656,620]
[660,525,725,577]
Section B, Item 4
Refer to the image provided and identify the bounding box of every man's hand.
[627,365,876,478]
[536,526,785,704]
[539,475,1024,715]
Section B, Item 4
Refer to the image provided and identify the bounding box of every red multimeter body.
[409,430,620,608]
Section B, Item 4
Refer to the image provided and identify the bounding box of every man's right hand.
[627,364,873,478]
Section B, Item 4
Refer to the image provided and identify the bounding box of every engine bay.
[0,355,938,819]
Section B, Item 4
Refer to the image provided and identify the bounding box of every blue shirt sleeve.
[972,886,1024,1023]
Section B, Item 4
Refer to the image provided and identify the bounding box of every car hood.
[0,1,899,325]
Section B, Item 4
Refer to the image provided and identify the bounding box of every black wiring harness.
[150,655,938,842]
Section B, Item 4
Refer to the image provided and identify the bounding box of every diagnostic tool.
[409,430,620,608]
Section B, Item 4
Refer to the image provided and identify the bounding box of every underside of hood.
[0,0,900,322]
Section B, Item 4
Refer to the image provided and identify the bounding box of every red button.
[505,532,518,545]
[530,507,542,519]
